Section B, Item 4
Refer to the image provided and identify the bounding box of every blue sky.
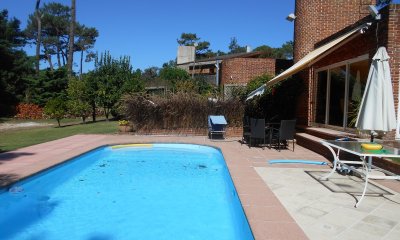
[1,0,296,72]
[3,0,398,72]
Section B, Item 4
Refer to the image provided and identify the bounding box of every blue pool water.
[0,144,254,240]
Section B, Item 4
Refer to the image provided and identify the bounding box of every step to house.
[295,132,333,160]
[298,125,357,140]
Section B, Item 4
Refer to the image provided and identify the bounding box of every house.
[250,0,400,139]
[176,47,292,97]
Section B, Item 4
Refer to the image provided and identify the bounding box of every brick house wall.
[220,58,292,85]
[221,58,275,85]
[306,4,400,139]
[293,0,376,126]
[294,0,376,62]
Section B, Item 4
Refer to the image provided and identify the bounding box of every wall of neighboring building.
[220,58,292,86]
[293,0,376,126]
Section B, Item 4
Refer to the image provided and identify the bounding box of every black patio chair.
[249,118,266,149]
[241,116,251,144]
[269,119,296,151]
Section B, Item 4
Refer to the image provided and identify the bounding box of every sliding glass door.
[314,57,368,129]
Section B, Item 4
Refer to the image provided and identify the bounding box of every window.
[314,56,368,129]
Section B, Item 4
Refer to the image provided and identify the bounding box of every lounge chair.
[208,115,228,139]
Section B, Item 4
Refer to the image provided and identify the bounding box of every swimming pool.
[0,144,254,239]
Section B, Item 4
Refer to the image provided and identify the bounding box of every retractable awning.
[246,23,369,101]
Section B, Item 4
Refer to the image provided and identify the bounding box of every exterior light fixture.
[286,13,296,22]
[368,5,381,20]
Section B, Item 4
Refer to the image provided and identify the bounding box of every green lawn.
[0,120,118,152]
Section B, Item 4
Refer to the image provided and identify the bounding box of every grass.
[0,119,118,152]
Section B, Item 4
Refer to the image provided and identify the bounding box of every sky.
[1,0,297,72]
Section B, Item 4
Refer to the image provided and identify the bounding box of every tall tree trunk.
[56,45,61,67]
[92,101,96,122]
[80,49,83,77]
[67,0,76,76]
[47,53,54,71]
[62,50,66,66]
[35,0,41,75]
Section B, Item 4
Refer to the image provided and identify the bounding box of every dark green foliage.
[27,68,69,106]
[159,67,189,84]
[228,37,247,54]
[90,51,143,120]
[25,2,98,71]
[67,77,91,123]
[245,76,303,121]
[253,41,293,59]
[44,97,67,127]
[177,32,213,58]
[0,10,34,116]
[124,93,244,130]
[245,74,272,95]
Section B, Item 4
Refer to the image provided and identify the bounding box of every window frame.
[313,54,369,129]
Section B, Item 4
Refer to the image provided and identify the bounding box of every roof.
[177,51,268,65]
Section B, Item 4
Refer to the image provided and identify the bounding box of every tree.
[75,25,99,76]
[67,77,91,123]
[177,33,199,46]
[26,3,71,68]
[253,41,293,59]
[34,0,41,74]
[44,97,67,127]
[0,10,34,116]
[27,68,69,106]
[159,66,189,88]
[91,51,139,120]
[228,37,246,54]
[67,0,75,76]
[177,32,212,57]
[141,66,159,81]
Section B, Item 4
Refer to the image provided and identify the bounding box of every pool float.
[361,143,383,150]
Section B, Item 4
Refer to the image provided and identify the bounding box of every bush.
[123,93,244,130]
[245,76,303,121]
[44,98,67,127]
[15,103,43,119]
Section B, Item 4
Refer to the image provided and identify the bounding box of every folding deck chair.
[208,115,227,139]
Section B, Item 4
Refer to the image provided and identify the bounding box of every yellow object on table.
[361,143,383,150]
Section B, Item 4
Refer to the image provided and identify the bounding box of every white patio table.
[320,139,400,207]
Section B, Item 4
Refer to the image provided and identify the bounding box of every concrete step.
[295,132,333,160]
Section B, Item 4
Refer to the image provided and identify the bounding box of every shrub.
[123,93,244,130]
[44,98,67,127]
[15,103,43,119]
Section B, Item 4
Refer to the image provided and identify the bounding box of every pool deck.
[1,134,399,240]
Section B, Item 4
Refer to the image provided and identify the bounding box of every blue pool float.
[269,160,327,165]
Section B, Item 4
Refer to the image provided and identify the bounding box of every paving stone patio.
[0,134,399,240]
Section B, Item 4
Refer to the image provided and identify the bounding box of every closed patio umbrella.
[355,47,396,141]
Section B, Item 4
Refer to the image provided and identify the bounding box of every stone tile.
[361,215,397,230]
[335,229,386,240]
[353,222,392,237]
[297,206,329,219]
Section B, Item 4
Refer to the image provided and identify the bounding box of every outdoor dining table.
[321,139,400,207]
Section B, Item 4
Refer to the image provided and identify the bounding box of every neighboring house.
[251,0,400,138]
[176,47,292,97]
